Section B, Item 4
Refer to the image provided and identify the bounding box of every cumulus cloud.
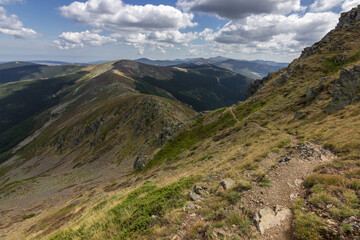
[60,0,197,31]
[177,0,304,20]
[53,30,116,49]
[0,6,38,38]
[111,30,197,54]
[57,0,198,53]
[342,0,360,11]
[201,11,339,58]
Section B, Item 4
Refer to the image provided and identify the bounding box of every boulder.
[254,206,292,234]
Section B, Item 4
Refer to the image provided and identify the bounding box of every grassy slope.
[0,63,83,84]
[43,8,360,240]
[0,71,88,156]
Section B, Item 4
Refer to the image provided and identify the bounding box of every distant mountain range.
[135,56,288,79]
[0,57,288,79]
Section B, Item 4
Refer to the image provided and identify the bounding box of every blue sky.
[0,0,359,62]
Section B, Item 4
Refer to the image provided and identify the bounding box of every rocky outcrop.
[326,65,360,112]
[246,75,270,98]
[336,5,360,30]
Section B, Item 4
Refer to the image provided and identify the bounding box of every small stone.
[279,156,291,163]
[215,185,225,194]
[290,193,297,200]
[294,179,303,187]
[189,191,200,201]
[326,219,337,225]
[189,213,197,218]
[220,180,235,190]
[183,203,196,211]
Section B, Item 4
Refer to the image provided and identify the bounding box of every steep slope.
[27,5,360,240]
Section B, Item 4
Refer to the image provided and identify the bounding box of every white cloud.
[342,0,360,11]
[310,0,344,12]
[110,30,197,54]
[0,6,38,38]
[58,0,198,53]
[177,0,304,20]
[53,30,116,50]
[203,11,339,58]
[60,0,197,31]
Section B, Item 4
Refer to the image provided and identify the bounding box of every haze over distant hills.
[135,56,288,79]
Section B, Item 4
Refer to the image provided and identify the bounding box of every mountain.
[0,59,251,164]
[214,59,288,79]
[134,58,184,66]
[0,61,83,85]
[112,60,252,111]
[1,6,360,240]
[135,56,288,79]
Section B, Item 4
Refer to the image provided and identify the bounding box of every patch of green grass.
[22,213,35,220]
[234,101,266,121]
[259,177,271,187]
[50,178,195,240]
[322,52,360,74]
[225,212,252,234]
[146,112,236,168]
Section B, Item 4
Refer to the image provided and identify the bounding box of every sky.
[0,0,359,63]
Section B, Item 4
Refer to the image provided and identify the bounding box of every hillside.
[0,62,83,85]
[1,5,360,240]
[112,60,253,111]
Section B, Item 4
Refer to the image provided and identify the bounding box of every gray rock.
[306,87,320,102]
[220,180,235,190]
[279,156,291,163]
[326,65,360,112]
[246,75,271,98]
[189,191,200,201]
[133,156,146,171]
[336,5,360,30]
[254,206,292,234]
